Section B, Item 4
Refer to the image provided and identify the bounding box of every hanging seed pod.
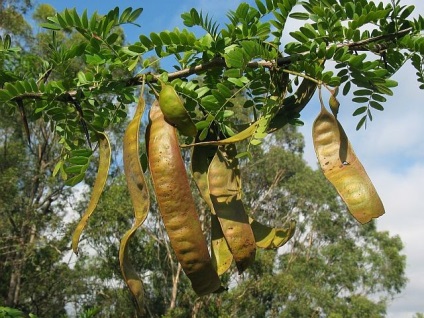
[312,93,385,224]
[119,92,150,315]
[146,101,222,295]
[191,141,234,276]
[249,217,296,249]
[72,132,111,254]
[158,82,197,137]
[208,144,256,273]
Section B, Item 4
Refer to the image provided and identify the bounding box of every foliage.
[0,0,420,316]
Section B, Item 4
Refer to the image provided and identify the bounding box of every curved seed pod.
[268,78,317,132]
[208,145,256,274]
[72,132,111,254]
[146,101,222,296]
[312,97,385,224]
[249,217,296,249]
[119,92,150,315]
[329,94,340,118]
[191,142,233,276]
[249,217,276,249]
[271,219,296,249]
[158,82,197,137]
[183,119,263,148]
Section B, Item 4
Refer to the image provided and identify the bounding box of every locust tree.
[0,0,422,316]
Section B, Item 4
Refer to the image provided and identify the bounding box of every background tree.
[0,0,422,316]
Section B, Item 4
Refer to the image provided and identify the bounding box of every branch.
[9,28,414,103]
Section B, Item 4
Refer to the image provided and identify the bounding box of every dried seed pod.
[191,142,233,276]
[72,132,111,254]
[119,92,150,315]
[147,101,222,295]
[249,218,296,249]
[208,144,256,273]
[312,96,384,224]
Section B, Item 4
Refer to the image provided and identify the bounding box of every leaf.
[289,12,309,20]
[128,8,143,23]
[352,97,369,103]
[356,115,367,130]
[352,106,367,116]
[369,101,384,111]
[40,22,62,30]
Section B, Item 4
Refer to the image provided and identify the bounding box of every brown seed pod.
[312,94,385,224]
[146,101,222,296]
[208,144,256,273]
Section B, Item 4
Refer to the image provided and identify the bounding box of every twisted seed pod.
[147,101,222,295]
[72,132,111,254]
[191,143,233,276]
[119,92,150,315]
[249,218,296,249]
[208,145,256,273]
[312,96,385,224]
[158,82,197,137]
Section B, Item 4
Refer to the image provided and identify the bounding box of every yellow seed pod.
[208,144,256,273]
[119,91,150,316]
[191,143,234,276]
[249,218,296,249]
[312,97,385,224]
[72,132,111,254]
[158,82,197,137]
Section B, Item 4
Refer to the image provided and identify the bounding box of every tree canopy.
[0,0,422,316]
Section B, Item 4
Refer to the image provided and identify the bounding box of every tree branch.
[9,27,413,103]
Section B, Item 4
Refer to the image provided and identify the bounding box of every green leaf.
[160,31,172,45]
[289,12,309,20]
[255,0,267,15]
[65,173,85,186]
[352,106,367,116]
[40,22,62,30]
[352,97,369,103]
[119,7,133,23]
[353,89,373,96]
[128,8,143,23]
[342,81,351,95]
[384,79,398,88]
[356,116,366,130]
[150,32,162,47]
[68,156,90,165]
[369,101,384,111]
[371,94,386,102]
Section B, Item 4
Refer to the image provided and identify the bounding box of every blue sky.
[31,1,424,316]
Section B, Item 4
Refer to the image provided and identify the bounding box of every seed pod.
[158,82,197,137]
[271,219,297,248]
[208,144,256,273]
[268,78,317,133]
[119,92,150,315]
[312,97,385,224]
[72,132,111,254]
[249,217,296,249]
[191,142,233,276]
[146,101,222,296]
[329,93,340,118]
